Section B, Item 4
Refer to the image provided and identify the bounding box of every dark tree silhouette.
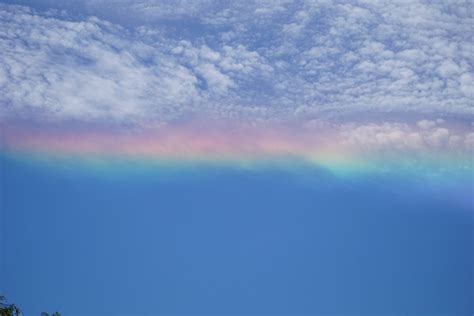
[0,296,20,316]
[0,296,60,316]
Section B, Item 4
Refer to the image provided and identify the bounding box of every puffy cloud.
[0,1,473,125]
[437,60,462,78]
[465,132,474,149]
[342,123,424,151]
[170,41,272,94]
[459,73,474,98]
[195,63,234,93]
[417,120,437,130]
[340,119,473,152]
[0,4,200,123]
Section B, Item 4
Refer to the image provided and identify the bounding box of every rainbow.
[1,121,473,180]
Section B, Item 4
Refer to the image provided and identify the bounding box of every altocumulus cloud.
[0,4,201,123]
[339,120,474,151]
[0,0,473,126]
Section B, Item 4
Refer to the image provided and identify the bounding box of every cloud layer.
[0,1,473,125]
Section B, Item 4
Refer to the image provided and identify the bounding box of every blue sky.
[2,158,473,315]
[0,1,473,315]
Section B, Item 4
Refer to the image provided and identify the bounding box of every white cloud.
[425,127,450,147]
[459,73,474,98]
[341,123,424,151]
[340,120,473,152]
[464,133,474,150]
[195,63,234,93]
[437,60,462,78]
[0,1,473,125]
[417,120,437,130]
[0,4,201,123]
